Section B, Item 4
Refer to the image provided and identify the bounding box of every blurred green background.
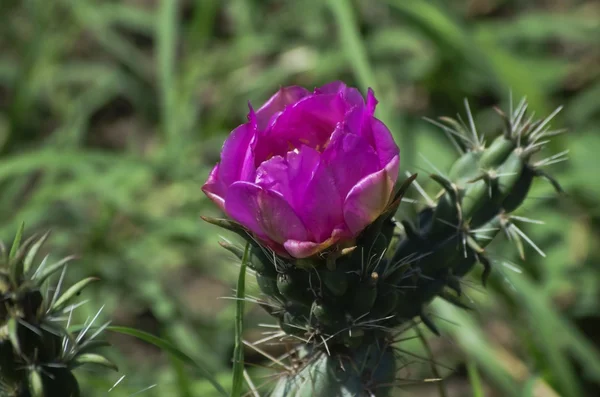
[1,0,599,396]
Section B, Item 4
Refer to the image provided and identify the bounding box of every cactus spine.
[208,99,564,396]
[0,226,116,397]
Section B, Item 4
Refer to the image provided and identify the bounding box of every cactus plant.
[0,225,116,397]
[204,91,565,396]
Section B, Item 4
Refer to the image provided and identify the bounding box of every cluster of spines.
[384,98,565,334]
[0,225,116,397]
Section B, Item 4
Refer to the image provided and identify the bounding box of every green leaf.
[71,353,119,372]
[9,222,25,260]
[8,222,28,283]
[24,231,50,275]
[7,317,21,355]
[108,326,228,397]
[230,242,249,397]
[28,369,45,397]
[52,277,98,312]
[33,255,76,285]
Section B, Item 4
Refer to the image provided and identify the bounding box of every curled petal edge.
[283,227,348,259]
[343,155,400,236]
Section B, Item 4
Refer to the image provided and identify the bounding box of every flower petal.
[225,181,309,244]
[254,93,347,162]
[284,237,337,258]
[344,89,399,172]
[283,227,349,258]
[255,146,321,210]
[297,160,346,242]
[255,155,291,198]
[316,81,364,108]
[322,129,381,198]
[370,118,400,177]
[201,164,226,210]
[255,86,311,130]
[219,120,257,186]
[343,155,399,235]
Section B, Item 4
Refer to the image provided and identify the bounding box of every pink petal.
[201,164,226,211]
[297,160,345,242]
[219,121,257,186]
[322,129,381,197]
[344,91,399,172]
[225,182,309,244]
[285,145,321,206]
[283,227,348,258]
[255,146,321,211]
[255,86,311,130]
[255,155,291,198]
[370,118,400,175]
[343,155,399,235]
[253,93,347,162]
[316,81,364,108]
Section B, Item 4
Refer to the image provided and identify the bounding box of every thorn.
[401,220,421,242]
[419,310,441,336]
[438,290,473,310]
[446,275,462,296]
[534,169,564,193]
[477,254,492,287]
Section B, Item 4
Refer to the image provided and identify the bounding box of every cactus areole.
[203,84,563,396]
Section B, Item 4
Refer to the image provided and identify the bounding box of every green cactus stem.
[207,98,565,396]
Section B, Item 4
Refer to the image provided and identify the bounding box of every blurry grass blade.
[97,3,156,35]
[70,1,153,81]
[52,277,98,311]
[108,326,228,397]
[327,0,388,123]
[327,0,408,165]
[386,0,472,60]
[157,0,178,143]
[171,355,193,397]
[230,0,254,36]
[506,272,600,384]
[432,299,521,396]
[467,360,484,397]
[187,0,220,47]
[416,325,447,397]
[231,242,250,397]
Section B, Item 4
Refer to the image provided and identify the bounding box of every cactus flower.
[202,82,400,258]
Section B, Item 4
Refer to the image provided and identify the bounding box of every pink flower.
[202,82,400,258]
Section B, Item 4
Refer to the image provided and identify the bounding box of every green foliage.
[0,0,599,396]
[0,228,115,397]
